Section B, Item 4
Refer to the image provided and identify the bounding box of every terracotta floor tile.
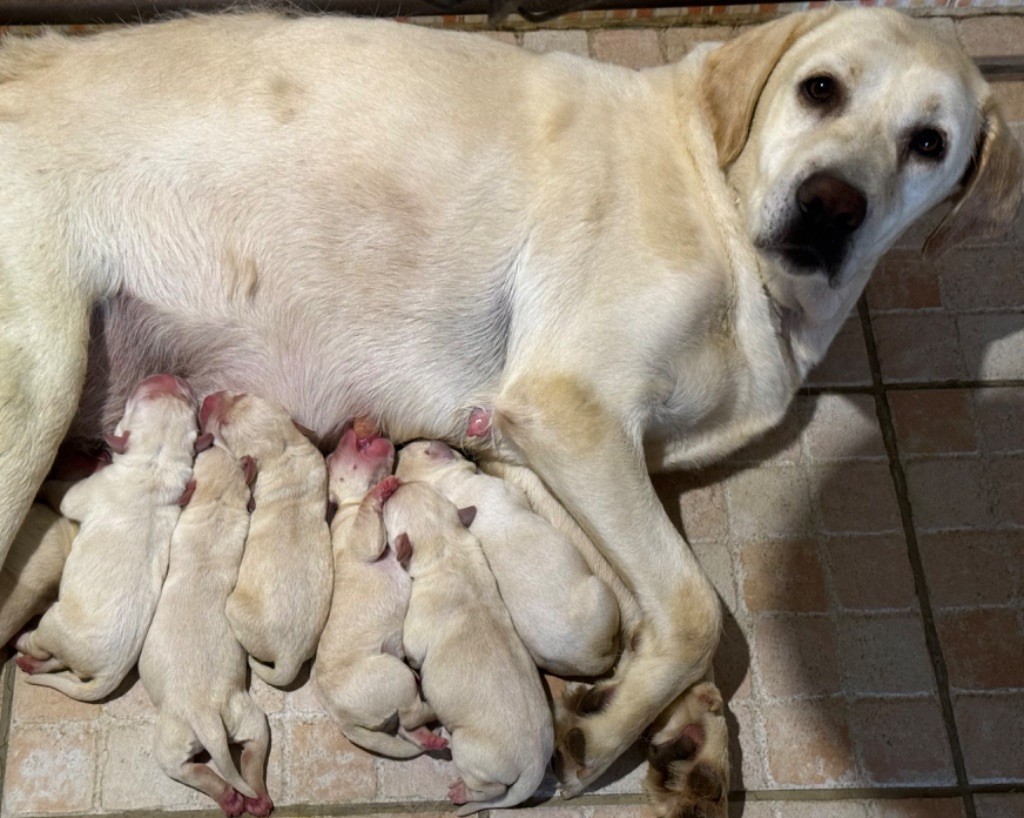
[762,698,857,786]
[837,614,936,695]
[872,799,966,818]
[590,28,661,67]
[889,390,978,456]
[958,313,1024,381]
[739,540,829,613]
[848,697,955,785]
[904,457,995,530]
[776,802,870,818]
[812,461,903,534]
[975,793,1024,818]
[955,692,1024,782]
[937,608,1024,690]
[726,467,814,540]
[662,24,734,60]
[376,752,457,801]
[872,314,965,383]
[99,720,206,811]
[868,249,943,312]
[522,29,589,56]
[3,722,98,815]
[825,535,917,611]
[283,719,377,804]
[803,395,886,462]
[753,615,841,699]
[918,530,1020,608]
[805,316,872,388]
[11,671,100,723]
[974,387,1024,453]
[653,469,730,543]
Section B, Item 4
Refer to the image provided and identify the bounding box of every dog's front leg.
[493,374,722,797]
[0,265,90,566]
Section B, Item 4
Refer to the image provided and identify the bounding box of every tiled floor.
[2,9,1024,818]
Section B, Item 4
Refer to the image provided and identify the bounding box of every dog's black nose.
[796,172,867,236]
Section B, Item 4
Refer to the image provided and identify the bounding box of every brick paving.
[2,8,1024,818]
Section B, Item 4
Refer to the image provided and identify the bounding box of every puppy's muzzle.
[778,171,867,282]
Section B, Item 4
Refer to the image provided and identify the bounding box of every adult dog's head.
[703,7,1023,333]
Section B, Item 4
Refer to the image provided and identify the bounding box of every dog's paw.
[644,681,729,818]
[217,789,246,818]
[552,682,619,797]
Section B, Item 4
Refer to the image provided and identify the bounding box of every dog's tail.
[192,713,258,799]
[342,724,425,760]
[455,760,547,816]
[25,669,121,702]
[248,654,300,688]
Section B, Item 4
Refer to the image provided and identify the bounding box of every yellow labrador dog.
[0,7,1019,813]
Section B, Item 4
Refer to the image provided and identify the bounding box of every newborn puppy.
[139,442,273,818]
[314,430,444,758]
[201,391,333,687]
[384,482,552,815]
[0,504,78,648]
[396,440,620,676]
[17,375,198,700]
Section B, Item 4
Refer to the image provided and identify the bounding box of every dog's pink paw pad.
[466,407,492,438]
[448,780,468,805]
[218,790,245,818]
[242,794,273,817]
[372,475,401,504]
[16,655,43,674]
[409,726,448,751]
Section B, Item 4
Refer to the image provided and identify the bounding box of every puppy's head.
[199,391,299,459]
[326,428,396,505]
[381,481,475,576]
[114,374,197,457]
[701,8,1022,332]
[186,444,253,511]
[394,439,471,483]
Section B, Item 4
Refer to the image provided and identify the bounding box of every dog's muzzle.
[771,171,867,282]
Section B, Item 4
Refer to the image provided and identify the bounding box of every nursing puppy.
[201,391,333,687]
[396,440,619,676]
[0,504,77,648]
[138,442,272,818]
[16,375,197,700]
[384,482,552,815]
[314,429,445,758]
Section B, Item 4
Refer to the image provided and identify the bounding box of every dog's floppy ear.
[700,9,837,167]
[923,97,1024,259]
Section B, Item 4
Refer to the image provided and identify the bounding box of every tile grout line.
[857,297,977,818]
[0,655,14,815]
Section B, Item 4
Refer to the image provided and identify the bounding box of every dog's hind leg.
[0,240,90,568]
[225,695,273,817]
[492,373,724,807]
[153,715,246,817]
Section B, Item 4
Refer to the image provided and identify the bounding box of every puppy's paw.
[406,726,448,751]
[448,779,469,805]
[644,682,729,818]
[217,789,246,818]
[242,793,273,817]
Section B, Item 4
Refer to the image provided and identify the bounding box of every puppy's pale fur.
[17,375,197,700]
[0,504,77,648]
[314,430,442,758]
[202,392,333,687]
[397,440,619,676]
[384,482,553,815]
[0,10,1018,805]
[139,442,271,818]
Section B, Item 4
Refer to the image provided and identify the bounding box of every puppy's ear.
[924,97,1024,259]
[194,432,214,453]
[457,506,477,528]
[104,431,130,455]
[240,455,257,486]
[394,532,412,568]
[700,9,837,167]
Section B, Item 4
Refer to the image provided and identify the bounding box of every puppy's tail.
[25,670,120,702]
[455,760,547,816]
[342,724,424,760]
[248,655,300,688]
[192,713,258,799]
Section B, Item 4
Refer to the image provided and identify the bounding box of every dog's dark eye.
[802,75,836,106]
[909,128,945,161]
